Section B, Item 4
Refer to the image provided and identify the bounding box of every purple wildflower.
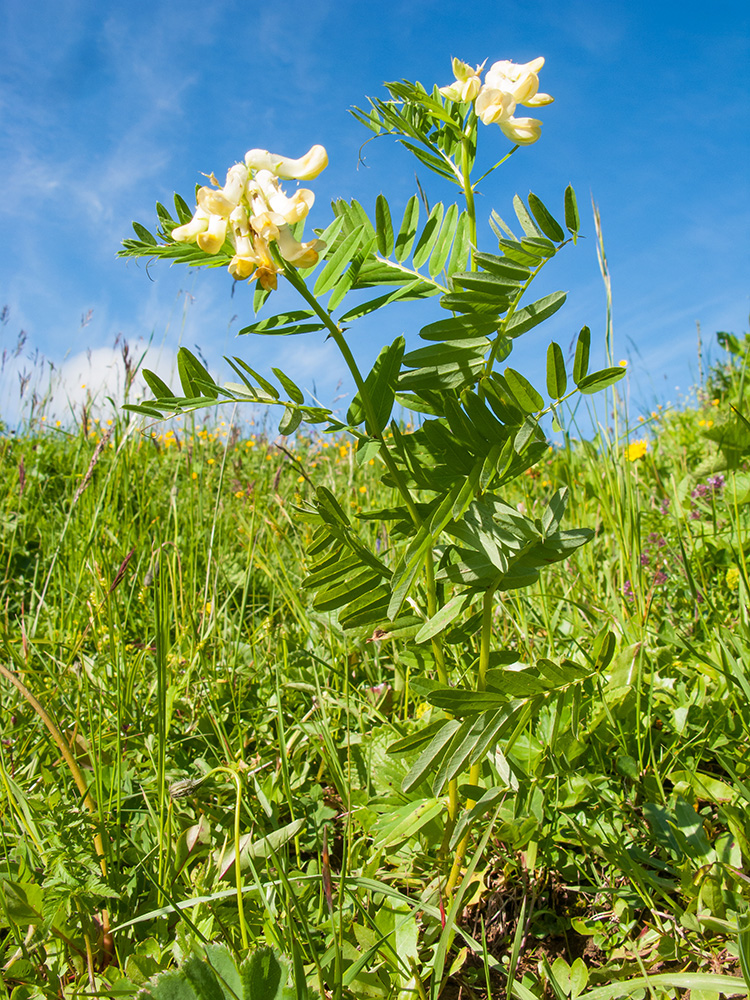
[654,570,668,586]
[623,580,634,602]
[640,553,650,566]
[660,497,671,514]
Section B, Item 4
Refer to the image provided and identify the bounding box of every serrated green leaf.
[395,195,420,262]
[528,193,565,242]
[504,368,544,413]
[242,946,288,1000]
[577,367,626,394]
[573,325,591,383]
[546,342,567,399]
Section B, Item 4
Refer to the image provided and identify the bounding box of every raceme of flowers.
[171,145,328,291]
[440,56,553,145]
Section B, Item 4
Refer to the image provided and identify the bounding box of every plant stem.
[444,587,495,895]
[461,137,477,269]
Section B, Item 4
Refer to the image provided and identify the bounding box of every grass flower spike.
[171,146,327,290]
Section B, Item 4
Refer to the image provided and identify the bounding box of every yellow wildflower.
[625,439,648,462]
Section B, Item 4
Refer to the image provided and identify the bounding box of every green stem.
[213,766,249,951]
[460,138,477,269]
[444,587,495,895]
[281,262,424,530]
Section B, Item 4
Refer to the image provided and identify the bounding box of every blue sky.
[1,0,748,427]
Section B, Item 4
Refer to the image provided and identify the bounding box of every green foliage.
[5,56,746,1000]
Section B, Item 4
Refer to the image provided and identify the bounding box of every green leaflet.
[513,194,542,238]
[375,193,394,256]
[402,719,462,793]
[576,367,627,394]
[347,336,405,433]
[504,368,544,413]
[415,592,477,644]
[177,348,219,399]
[573,325,591,383]
[395,195,420,262]
[505,291,567,338]
[142,369,174,399]
[412,202,445,268]
[132,220,156,245]
[445,209,471,274]
[314,225,368,296]
[564,184,580,235]
[546,341,567,399]
[527,192,565,243]
[419,314,499,342]
[451,270,522,297]
[472,252,531,282]
[239,310,325,337]
[271,368,304,404]
[428,202,459,276]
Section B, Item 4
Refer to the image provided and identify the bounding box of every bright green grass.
[2,369,750,999]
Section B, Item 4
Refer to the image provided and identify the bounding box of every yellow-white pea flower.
[475,87,516,127]
[253,170,316,224]
[171,143,327,290]
[172,206,211,243]
[439,57,485,102]
[197,163,249,217]
[494,115,543,145]
[250,235,283,290]
[196,213,228,254]
[244,144,328,180]
[250,210,284,243]
[275,225,325,267]
[484,57,553,108]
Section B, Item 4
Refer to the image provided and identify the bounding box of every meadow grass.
[2,353,750,999]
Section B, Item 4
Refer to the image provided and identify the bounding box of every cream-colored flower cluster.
[440,56,553,145]
[171,145,328,290]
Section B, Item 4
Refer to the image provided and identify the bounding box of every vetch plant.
[120,55,626,902]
